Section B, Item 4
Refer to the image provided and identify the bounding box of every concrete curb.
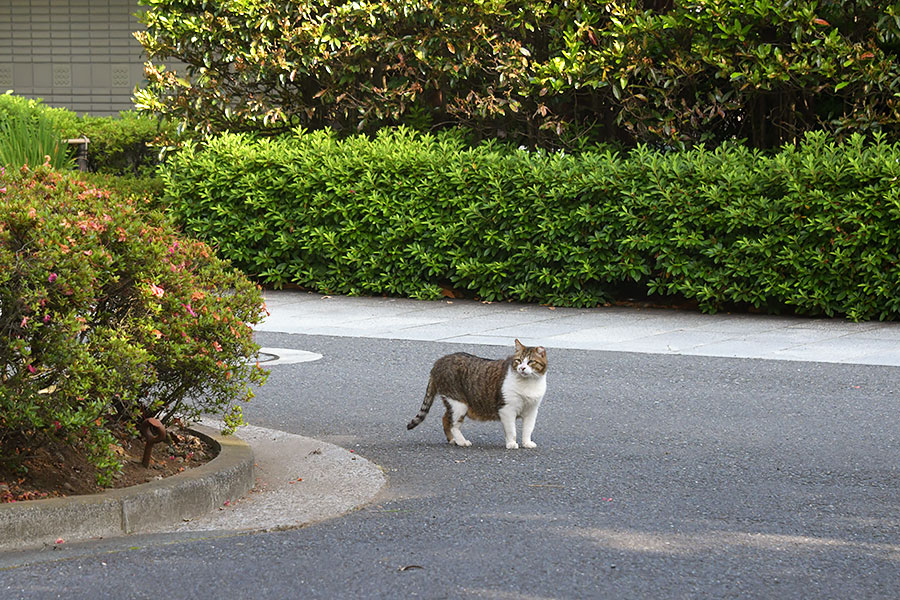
[159,422,388,535]
[0,425,254,552]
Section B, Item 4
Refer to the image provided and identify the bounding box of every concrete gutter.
[0,426,254,552]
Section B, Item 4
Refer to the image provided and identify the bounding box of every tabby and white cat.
[407,339,548,449]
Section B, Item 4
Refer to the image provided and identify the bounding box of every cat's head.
[513,338,548,378]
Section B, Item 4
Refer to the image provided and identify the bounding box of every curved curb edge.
[162,422,388,535]
[0,425,254,552]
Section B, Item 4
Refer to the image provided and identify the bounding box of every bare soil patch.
[1,428,216,503]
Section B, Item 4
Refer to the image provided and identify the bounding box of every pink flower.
[20,316,28,328]
[149,283,165,298]
[212,341,223,352]
[27,364,35,374]
[43,315,51,323]
[183,303,197,317]
[48,273,57,283]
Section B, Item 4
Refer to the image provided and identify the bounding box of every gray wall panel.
[1,0,180,116]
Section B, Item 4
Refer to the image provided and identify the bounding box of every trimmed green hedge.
[75,111,175,175]
[162,128,900,320]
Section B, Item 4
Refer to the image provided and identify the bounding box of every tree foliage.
[135,0,900,148]
[545,0,900,147]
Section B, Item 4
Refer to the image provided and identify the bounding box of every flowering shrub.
[0,163,267,484]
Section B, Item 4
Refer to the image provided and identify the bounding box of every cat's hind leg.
[442,397,472,447]
[441,409,454,444]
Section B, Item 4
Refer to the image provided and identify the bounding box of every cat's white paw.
[506,441,519,449]
[522,440,537,449]
[453,439,472,447]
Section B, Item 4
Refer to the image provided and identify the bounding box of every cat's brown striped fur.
[407,339,548,449]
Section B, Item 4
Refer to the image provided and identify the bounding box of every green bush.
[0,94,77,170]
[0,92,174,174]
[76,111,178,175]
[161,127,900,320]
[0,92,79,134]
[0,165,268,484]
[0,113,76,171]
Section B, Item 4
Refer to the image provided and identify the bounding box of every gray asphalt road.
[3,332,899,599]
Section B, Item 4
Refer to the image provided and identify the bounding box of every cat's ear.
[535,346,546,357]
[515,338,525,352]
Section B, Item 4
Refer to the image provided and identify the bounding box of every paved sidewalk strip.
[259,291,900,366]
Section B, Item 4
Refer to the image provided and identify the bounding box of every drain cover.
[252,348,324,366]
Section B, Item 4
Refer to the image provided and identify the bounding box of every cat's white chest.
[501,368,547,414]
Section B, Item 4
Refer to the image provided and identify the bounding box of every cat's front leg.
[498,405,519,449]
[520,404,540,449]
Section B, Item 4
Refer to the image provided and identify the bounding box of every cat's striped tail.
[407,379,437,430]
